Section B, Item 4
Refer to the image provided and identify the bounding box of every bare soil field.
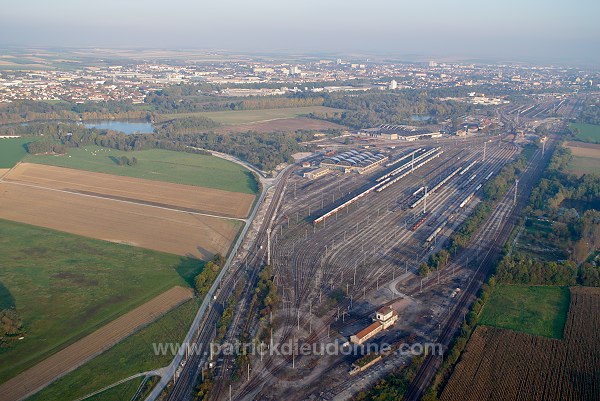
[565,140,600,157]
[0,168,9,178]
[214,117,345,134]
[0,182,240,259]
[564,142,600,176]
[0,286,193,401]
[5,163,254,219]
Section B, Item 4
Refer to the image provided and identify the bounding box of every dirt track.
[5,163,254,219]
[0,182,240,259]
[0,286,194,401]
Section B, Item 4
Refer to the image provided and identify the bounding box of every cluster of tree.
[147,89,325,114]
[117,155,137,166]
[250,264,278,319]
[577,99,600,126]
[528,146,600,213]
[497,144,600,286]
[354,354,425,401]
[580,261,600,286]
[238,96,324,110]
[419,250,451,277]
[25,140,66,155]
[0,308,23,346]
[312,92,468,128]
[447,202,494,256]
[193,370,214,401]
[215,280,244,342]
[188,130,318,171]
[482,145,533,201]
[194,254,225,299]
[495,255,578,285]
[154,117,220,135]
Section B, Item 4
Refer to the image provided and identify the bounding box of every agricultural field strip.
[0,183,239,259]
[3,163,252,221]
[0,286,194,401]
[1,180,247,223]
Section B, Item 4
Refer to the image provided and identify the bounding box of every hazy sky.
[1,0,599,64]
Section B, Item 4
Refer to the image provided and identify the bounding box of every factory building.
[350,306,399,345]
[358,124,442,141]
[320,150,388,174]
[303,166,330,180]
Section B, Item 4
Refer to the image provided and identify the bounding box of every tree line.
[26,140,66,155]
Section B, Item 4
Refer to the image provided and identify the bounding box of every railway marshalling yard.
[213,135,540,401]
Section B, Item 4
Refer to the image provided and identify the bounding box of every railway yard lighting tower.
[483,141,487,162]
[541,136,547,157]
[267,228,272,265]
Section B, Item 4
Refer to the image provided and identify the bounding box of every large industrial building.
[319,149,388,174]
[303,166,330,180]
[358,124,442,141]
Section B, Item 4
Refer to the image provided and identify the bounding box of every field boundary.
[0,286,194,401]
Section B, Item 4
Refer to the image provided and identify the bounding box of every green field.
[159,106,345,125]
[569,123,600,143]
[25,146,258,194]
[0,137,33,168]
[0,219,204,384]
[479,284,570,339]
[27,300,197,401]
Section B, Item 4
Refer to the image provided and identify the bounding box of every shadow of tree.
[245,171,260,194]
[0,282,16,310]
[175,257,206,287]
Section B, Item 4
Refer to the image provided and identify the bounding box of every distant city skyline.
[1,0,599,65]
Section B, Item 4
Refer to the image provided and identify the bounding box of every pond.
[83,121,154,135]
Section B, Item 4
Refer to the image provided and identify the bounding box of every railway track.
[165,168,293,401]
[402,141,551,401]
